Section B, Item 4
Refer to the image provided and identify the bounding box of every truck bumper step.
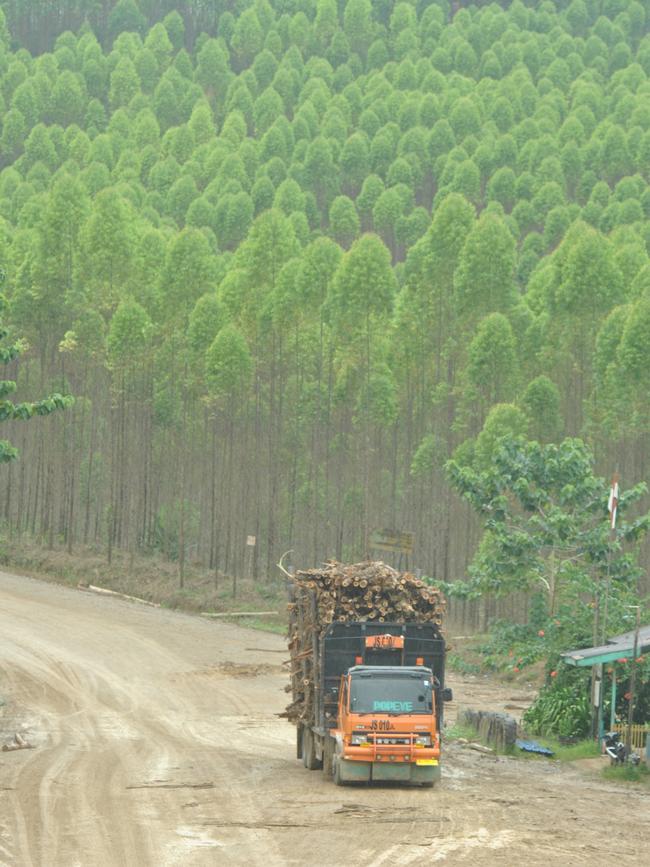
[337,759,441,784]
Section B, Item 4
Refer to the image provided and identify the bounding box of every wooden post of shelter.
[594,472,620,739]
[625,606,641,760]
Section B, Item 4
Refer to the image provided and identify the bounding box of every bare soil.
[0,570,646,866]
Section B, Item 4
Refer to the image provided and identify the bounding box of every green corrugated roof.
[560,625,650,668]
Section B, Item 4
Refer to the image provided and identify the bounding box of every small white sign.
[246,535,256,547]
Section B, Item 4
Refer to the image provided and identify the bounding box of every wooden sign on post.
[242,535,256,588]
[369,529,415,554]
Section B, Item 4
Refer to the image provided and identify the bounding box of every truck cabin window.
[349,672,433,714]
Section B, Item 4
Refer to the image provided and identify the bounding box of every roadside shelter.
[561,625,650,741]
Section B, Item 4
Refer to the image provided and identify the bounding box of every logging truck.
[293,614,451,786]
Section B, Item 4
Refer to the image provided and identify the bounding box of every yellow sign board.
[369,529,415,554]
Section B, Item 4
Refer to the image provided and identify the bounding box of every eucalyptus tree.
[0,0,648,614]
[205,323,253,585]
[76,190,136,314]
[465,312,519,424]
[547,223,624,432]
[327,233,397,552]
[106,296,152,563]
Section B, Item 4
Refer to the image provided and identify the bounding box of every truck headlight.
[350,734,369,745]
[415,735,432,746]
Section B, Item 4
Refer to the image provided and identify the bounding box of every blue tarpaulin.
[515,738,554,756]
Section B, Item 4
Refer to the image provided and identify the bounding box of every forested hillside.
[0,0,649,601]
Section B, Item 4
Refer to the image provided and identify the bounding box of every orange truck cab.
[297,622,451,787]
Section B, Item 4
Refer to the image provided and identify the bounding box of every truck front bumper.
[344,745,440,763]
[336,757,441,784]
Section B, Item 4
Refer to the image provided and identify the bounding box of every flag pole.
[602,472,619,642]
[595,473,618,741]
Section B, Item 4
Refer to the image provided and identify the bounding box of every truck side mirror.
[442,687,453,702]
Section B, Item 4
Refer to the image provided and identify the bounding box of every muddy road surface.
[0,571,646,866]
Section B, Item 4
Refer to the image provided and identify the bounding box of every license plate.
[416,759,438,766]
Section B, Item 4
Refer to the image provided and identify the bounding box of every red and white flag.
[608,481,619,530]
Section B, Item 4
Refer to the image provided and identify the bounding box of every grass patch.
[602,763,650,784]
[446,652,482,676]
[511,736,599,762]
[552,739,600,761]
[243,618,286,635]
[444,721,516,755]
[444,722,477,741]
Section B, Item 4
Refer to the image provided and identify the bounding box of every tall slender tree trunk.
[178,383,188,588]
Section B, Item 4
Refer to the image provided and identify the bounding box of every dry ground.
[0,570,646,867]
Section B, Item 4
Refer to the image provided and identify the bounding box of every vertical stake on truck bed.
[311,590,319,731]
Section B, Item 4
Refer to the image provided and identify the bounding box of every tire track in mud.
[153,671,293,866]
[0,578,291,867]
[0,646,150,867]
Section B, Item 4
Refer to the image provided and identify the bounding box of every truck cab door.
[337,675,348,727]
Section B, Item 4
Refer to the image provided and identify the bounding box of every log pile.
[284,560,445,724]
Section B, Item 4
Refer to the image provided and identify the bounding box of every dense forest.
[0,0,649,614]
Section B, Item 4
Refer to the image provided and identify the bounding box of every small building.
[561,625,650,748]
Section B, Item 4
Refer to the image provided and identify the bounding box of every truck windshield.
[349,673,432,714]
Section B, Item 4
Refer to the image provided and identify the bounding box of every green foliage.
[455,214,517,320]
[107,297,151,368]
[187,293,227,360]
[601,763,650,784]
[0,298,72,463]
[410,434,441,478]
[329,195,359,248]
[467,313,518,406]
[108,0,146,42]
[524,670,591,739]
[205,324,253,400]
[327,234,396,341]
[446,652,481,677]
[522,375,562,441]
[448,435,650,601]
[0,0,648,593]
[153,498,199,561]
[448,432,650,735]
[473,405,528,469]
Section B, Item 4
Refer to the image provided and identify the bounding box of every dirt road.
[0,571,646,867]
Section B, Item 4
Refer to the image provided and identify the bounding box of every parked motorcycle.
[602,730,640,766]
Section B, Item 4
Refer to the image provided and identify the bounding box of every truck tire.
[322,734,335,777]
[332,755,345,786]
[302,727,323,770]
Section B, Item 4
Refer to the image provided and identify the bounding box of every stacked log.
[460,709,517,753]
[284,560,445,724]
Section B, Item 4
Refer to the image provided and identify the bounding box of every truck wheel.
[322,735,335,777]
[302,727,323,770]
[333,756,345,786]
